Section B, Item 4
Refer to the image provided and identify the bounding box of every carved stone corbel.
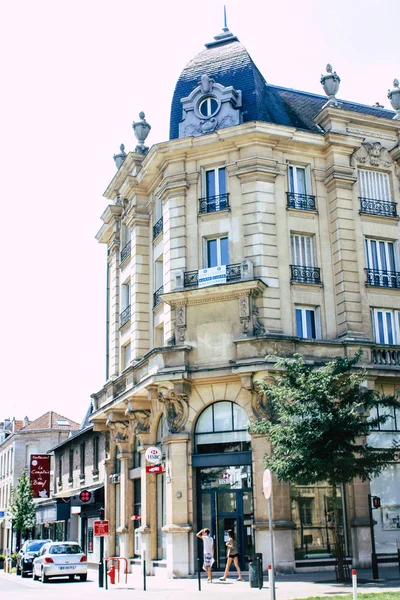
[350,141,392,168]
[158,386,189,433]
[125,401,151,433]
[106,412,130,449]
[174,302,187,344]
[239,295,251,335]
[251,380,272,420]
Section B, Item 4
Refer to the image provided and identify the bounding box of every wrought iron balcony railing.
[120,240,131,263]
[199,193,230,214]
[359,197,397,218]
[365,268,400,288]
[153,285,164,308]
[153,216,163,240]
[120,305,131,327]
[184,263,241,288]
[286,192,316,211]
[290,265,322,285]
[372,346,400,366]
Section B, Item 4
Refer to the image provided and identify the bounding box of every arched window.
[194,401,251,454]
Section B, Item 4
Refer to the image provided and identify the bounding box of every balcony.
[286,192,316,212]
[199,193,230,214]
[153,285,164,308]
[183,263,242,288]
[372,346,400,366]
[153,216,163,240]
[365,268,400,288]
[120,305,131,327]
[290,265,322,285]
[359,197,397,218]
[120,240,131,263]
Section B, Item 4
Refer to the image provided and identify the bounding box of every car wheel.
[69,575,75,581]
[79,574,87,582]
[33,570,38,581]
[41,569,48,583]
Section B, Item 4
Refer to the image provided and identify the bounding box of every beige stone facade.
[91,32,400,577]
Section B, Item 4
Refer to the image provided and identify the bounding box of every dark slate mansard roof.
[169,32,395,140]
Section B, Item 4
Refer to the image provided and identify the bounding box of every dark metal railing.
[372,346,400,366]
[286,192,316,211]
[290,264,322,285]
[153,285,164,308]
[120,240,131,263]
[153,216,163,240]
[199,193,230,214]
[366,268,400,288]
[359,197,397,218]
[120,305,131,327]
[184,263,241,288]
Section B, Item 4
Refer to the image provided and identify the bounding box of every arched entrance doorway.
[193,401,254,571]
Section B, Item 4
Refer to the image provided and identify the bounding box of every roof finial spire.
[223,5,228,31]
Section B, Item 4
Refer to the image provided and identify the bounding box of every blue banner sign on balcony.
[198,265,227,288]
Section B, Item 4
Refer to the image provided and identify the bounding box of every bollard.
[268,565,276,600]
[352,569,357,600]
[197,557,201,591]
[104,559,108,590]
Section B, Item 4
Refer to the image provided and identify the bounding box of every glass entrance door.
[198,465,254,571]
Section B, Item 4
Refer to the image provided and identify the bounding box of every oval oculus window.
[199,97,219,118]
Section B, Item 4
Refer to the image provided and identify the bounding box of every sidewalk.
[85,565,400,599]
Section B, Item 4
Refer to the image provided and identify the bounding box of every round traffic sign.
[263,469,272,500]
[145,446,162,465]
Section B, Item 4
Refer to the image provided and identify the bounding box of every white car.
[32,541,87,582]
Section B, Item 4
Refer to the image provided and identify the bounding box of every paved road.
[0,567,399,600]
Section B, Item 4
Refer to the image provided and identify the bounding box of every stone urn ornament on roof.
[320,64,341,108]
[132,111,151,154]
[388,79,400,120]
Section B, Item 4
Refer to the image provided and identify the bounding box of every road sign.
[94,520,109,536]
[145,446,162,465]
[79,490,92,503]
[146,464,163,474]
[263,469,272,500]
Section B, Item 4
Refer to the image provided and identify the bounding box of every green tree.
[249,352,400,581]
[9,470,36,549]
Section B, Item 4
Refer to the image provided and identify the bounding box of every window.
[359,170,391,202]
[154,260,163,307]
[122,343,131,370]
[200,167,228,213]
[288,165,310,195]
[291,234,314,267]
[93,437,99,475]
[298,497,313,525]
[80,443,85,479]
[205,236,229,268]
[120,225,131,262]
[296,307,320,339]
[365,239,399,287]
[58,454,63,487]
[372,309,400,345]
[199,97,219,117]
[121,282,131,311]
[194,401,251,454]
[68,448,73,482]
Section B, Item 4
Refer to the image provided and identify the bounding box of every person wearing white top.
[196,528,214,582]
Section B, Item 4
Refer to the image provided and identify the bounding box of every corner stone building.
[91,27,400,577]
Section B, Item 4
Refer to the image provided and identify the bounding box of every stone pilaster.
[108,231,121,378]
[104,456,115,557]
[116,453,131,559]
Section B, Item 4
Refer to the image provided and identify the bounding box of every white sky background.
[0,0,398,424]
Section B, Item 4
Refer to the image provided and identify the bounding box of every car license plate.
[60,566,76,570]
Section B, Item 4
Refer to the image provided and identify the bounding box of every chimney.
[23,416,29,427]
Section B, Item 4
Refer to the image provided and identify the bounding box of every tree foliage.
[249,352,400,488]
[9,470,36,534]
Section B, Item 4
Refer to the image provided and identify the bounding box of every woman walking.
[219,529,243,581]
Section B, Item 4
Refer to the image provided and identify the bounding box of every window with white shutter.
[359,170,396,217]
[291,234,314,267]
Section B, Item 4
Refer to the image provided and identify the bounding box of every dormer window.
[199,97,219,117]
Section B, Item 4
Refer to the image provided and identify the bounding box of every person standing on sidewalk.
[219,529,243,581]
[196,528,214,583]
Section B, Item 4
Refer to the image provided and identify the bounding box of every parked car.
[32,541,87,582]
[16,540,52,577]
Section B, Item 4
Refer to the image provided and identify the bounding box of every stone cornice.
[156,173,190,201]
[162,279,267,307]
[324,164,357,191]
[95,205,123,244]
[315,105,400,136]
[230,156,280,183]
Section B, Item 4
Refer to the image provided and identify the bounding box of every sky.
[1,0,399,425]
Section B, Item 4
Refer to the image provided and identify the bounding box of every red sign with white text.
[146,464,164,474]
[94,520,109,536]
[30,454,51,499]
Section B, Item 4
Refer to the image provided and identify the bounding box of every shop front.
[35,499,70,541]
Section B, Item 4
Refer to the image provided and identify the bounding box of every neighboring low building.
[0,411,79,551]
[46,404,106,563]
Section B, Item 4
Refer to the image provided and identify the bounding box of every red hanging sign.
[30,454,51,499]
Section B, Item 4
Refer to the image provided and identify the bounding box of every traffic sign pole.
[263,469,276,600]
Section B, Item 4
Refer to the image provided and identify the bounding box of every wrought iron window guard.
[286,192,316,211]
[183,263,241,288]
[359,197,397,218]
[153,216,163,240]
[120,305,131,327]
[365,268,400,288]
[153,285,164,308]
[372,346,400,366]
[290,265,321,285]
[120,240,131,263]
[199,193,230,214]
